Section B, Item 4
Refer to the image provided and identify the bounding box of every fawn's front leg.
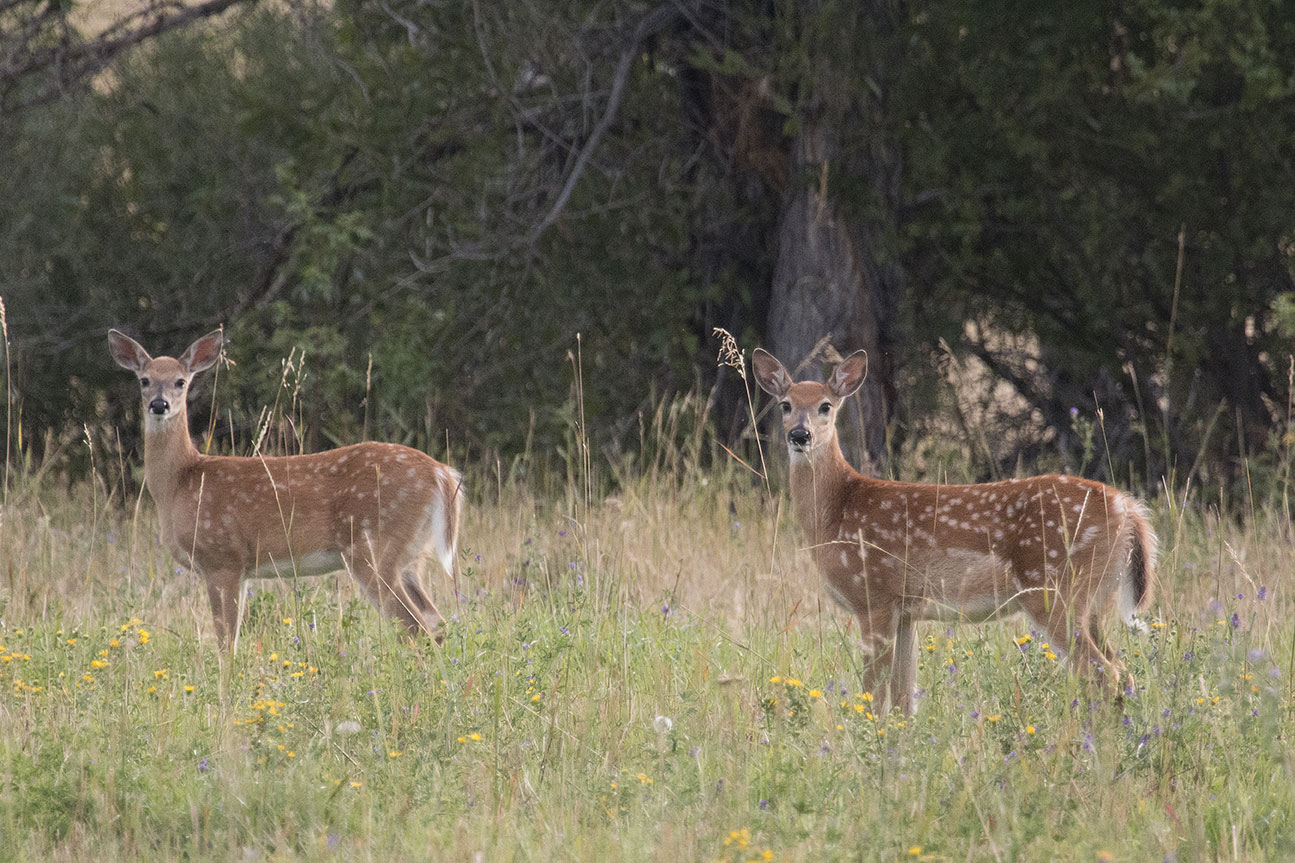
[855,604,906,713]
[203,568,243,650]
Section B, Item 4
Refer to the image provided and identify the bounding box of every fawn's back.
[162,442,461,577]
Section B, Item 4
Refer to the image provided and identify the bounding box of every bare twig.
[528,3,681,244]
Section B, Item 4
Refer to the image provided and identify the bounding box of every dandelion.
[908,847,923,856]
[1025,725,1036,734]
[185,685,195,693]
[986,714,1001,722]
[769,676,783,684]
[809,689,823,698]
[469,733,482,742]
[1096,851,1114,863]
[388,751,403,758]
[653,715,673,733]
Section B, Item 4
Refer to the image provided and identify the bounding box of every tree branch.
[527,3,682,244]
[2,0,255,117]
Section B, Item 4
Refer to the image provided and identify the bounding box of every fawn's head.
[752,348,867,462]
[109,329,223,428]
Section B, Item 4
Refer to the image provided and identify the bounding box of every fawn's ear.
[751,348,793,397]
[827,350,868,399]
[108,329,152,373]
[178,330,224,375]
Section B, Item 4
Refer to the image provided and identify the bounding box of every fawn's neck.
[788,438,864,542]
[142,410,200,503]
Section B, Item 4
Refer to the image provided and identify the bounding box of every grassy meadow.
[0,387,1293,863]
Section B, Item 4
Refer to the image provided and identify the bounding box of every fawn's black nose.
[788,427,811,448]
[148,397,170,415]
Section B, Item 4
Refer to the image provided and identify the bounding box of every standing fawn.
[752,348,1156,714]
[109,329,463,651]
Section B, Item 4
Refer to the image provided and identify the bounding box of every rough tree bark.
[766,5,902,474]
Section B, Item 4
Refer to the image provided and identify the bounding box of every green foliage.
[898,0,1295,491]
[2,0,1293,499]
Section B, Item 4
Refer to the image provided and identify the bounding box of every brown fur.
[753,348,1156,714]
[110,329,463,650]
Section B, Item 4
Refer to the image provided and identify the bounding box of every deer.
[752,348,1156,714]
[109,329,464,651]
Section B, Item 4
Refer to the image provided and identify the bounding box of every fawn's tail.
[1117,493,1157,622]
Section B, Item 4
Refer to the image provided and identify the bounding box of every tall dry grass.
[0,332,1292,861]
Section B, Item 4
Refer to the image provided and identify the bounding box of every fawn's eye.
[818,402,832,416]
[139,378,150,387]
[780,401,791,415]
[175,379,186,388]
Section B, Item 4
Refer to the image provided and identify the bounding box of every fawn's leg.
[1021,590,1113,685]
[855,604,902,712]
[891,613,918,715]
[204,568,243,651]
[347,553,437,639]
[402,569,446,640]
[1089,618,1132,693]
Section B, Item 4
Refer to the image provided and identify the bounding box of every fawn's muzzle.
[148,398,170,415]
[788,427,811,449]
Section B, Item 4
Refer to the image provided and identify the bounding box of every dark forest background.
[3,0,1293,503]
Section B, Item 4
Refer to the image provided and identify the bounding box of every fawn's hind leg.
[1020,590,1115,683]
[402,569,445,635]
[346,552,437,639]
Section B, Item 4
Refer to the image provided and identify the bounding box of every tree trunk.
[767,111,900,475]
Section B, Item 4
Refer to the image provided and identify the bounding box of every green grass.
[0,465,1292,862]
